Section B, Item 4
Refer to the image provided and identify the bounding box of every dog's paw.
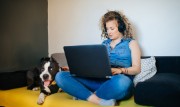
[37,93,46,105]
[44,86,51,93]
[58,88,63,92]
[32,87,39,91]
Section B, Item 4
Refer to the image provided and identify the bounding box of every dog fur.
[27,57,60,105]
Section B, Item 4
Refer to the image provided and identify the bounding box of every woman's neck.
[111,37,122,44]
[110,37,123,49]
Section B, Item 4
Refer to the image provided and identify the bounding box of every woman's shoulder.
[122,38,139,48]
[122,38,134,42]
[129,38,138,44]
[122,38,138,44]
[129,39,140,49]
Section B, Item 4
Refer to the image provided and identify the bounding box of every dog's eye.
[49,67,52,71]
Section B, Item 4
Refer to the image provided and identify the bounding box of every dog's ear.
[40,57,50,63]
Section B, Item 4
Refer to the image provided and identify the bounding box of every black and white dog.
[27,57,60,105]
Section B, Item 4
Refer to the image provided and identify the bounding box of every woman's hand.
[111,68,122,75]
[61,66,69,71]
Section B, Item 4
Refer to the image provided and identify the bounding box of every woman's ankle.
[99,99,116,106]
[87,94,101,105]
[87,94,116,106]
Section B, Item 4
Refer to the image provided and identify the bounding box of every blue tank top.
[102,38,132,68]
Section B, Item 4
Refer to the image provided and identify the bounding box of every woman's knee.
[112,75,133,99]
[113,74,133,92]
[55,71,70,86]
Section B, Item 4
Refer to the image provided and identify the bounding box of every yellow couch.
[0,87,148,107]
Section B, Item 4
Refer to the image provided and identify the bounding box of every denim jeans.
[55,71,133,100]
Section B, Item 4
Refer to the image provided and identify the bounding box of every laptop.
[63,44,112,78]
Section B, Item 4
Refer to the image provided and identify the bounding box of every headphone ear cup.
[118,21,126,33]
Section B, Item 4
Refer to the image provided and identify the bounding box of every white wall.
[48,0,180,56]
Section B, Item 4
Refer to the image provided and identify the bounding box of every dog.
[27,57,61,105]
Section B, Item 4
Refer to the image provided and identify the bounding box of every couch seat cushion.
[0,87,148,107]
[134,73,180,107]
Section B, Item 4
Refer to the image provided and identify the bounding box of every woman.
[55,10,141,106]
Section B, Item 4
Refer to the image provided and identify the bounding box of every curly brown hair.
[100,10,133,39]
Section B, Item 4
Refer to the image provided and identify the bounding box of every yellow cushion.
[0,87,148,107]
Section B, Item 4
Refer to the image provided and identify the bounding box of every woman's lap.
[55,71,133,100]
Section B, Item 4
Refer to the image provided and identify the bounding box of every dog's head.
[39,57,59,87]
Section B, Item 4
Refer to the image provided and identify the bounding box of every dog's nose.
[43,74,49,80]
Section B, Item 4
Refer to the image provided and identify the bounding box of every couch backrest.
[51,53,180,75]
[155,56,180,75]
[51,53,68,67]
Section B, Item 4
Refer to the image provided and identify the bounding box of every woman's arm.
[126,40,141,75]
[111,40,141,75]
